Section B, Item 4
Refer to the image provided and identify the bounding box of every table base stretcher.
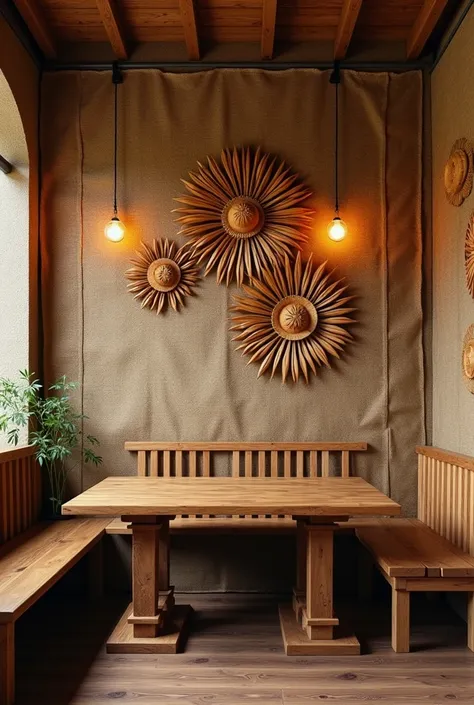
[278,517,360,655]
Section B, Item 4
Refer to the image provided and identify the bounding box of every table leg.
[131,518,161,638]
[279,518,360,655]
[302,525,339,640]
[106,516,192,654]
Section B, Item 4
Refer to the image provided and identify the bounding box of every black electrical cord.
[113,78,118,216]
[334,76,339,214]
[112,62,123,217]
[330,61,341,216]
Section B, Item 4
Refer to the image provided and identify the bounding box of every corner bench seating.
[106,441,369,536]
[356,446,474,653]
[0,517,110,705]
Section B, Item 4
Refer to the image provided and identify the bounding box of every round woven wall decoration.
[465,212,474,298]
[173,146,314,286]
[230,252,355,383]
[462,324,474,393]
[444,138,473,207]
[125,238,200,314]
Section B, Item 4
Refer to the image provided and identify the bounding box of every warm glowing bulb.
[104,216,126,243]
[327,216,347,242]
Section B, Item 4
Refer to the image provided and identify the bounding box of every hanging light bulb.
[327,62,347,242]
[328,215,347,242]
[105,62,125,243]
[105,216,126,242]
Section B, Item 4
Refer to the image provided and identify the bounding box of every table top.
[62,476,401,517]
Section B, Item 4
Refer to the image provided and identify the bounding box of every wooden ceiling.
[11,0,458,63]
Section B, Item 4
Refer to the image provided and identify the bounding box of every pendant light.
[327,62,348,242]
[104,63,126,243]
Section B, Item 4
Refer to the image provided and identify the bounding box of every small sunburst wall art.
[462,324,474,394]
[173,146,314,286]
[125,238,200,314]
[465,212,474,298]
[444,138,473,207]
[230,252,356,383]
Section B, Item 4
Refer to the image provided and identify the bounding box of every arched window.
[0,69,29,449]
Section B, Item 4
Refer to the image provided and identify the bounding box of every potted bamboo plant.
[0,370,102,516]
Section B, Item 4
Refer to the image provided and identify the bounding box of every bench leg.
[87,541,104,599]
[392,589,410,653]
[0,623,14,705]
[468,593,474,652]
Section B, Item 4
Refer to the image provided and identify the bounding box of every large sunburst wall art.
[465,212,474,298]
[126,238,200,314]
[173,146,314,286]
[230,252,355,383]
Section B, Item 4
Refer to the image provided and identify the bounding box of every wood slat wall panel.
[417,447,474,557]
[0,448,42,546]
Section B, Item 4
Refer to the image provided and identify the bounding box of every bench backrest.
[417,446,474,556]
[124,441,368,480]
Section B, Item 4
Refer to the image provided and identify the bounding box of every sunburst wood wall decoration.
[465,212,474,298]
[173,146,314,286]
[444,138,473,207]
[230,252,355,383]
[462,324,474,394]
[125,238,200,314]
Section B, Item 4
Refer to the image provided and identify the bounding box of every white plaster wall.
[0,70,29,448]
[431,4,474,454]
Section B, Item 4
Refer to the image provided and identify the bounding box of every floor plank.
[14,593,474,705]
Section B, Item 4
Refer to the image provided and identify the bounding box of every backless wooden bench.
[106,441,368,536]
[356,446,474,653]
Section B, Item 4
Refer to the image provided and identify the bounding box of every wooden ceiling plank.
[178,0,200,60]
[334,0,363,59]
[96,0,129,59]
[261,0,278,60]
[406,0,449,59]
[12,0,57,58]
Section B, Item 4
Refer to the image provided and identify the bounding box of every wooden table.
[62,476,400,655]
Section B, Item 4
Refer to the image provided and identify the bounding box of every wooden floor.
[15,593,474,704]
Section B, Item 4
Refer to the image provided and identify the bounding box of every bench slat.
[150,451,158,477]
[0,518,109,622]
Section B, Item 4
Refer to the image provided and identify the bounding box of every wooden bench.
[106,441,368,535]
[0,517,110,705]
[356,446,474,653]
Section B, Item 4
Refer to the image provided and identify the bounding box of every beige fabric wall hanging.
[174,146,313,285]
[462,324,474,393]
[444,137,473,206]
[230,252,355,383]
[465,212,474,297]
[40,68,424,543]
[126,238,200,313]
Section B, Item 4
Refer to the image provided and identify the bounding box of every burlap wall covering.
[40,69,424,589]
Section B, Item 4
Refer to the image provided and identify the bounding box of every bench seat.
[106,516,370,535]
[0,517,109,705]
[355,518,474,652]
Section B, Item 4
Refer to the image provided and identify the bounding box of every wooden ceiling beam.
[96,0,129,59]
[407,0,450,59]
[334,0,363,60]
[261,0,278,60]
[178,0,200,61]
[12,0,57,59]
